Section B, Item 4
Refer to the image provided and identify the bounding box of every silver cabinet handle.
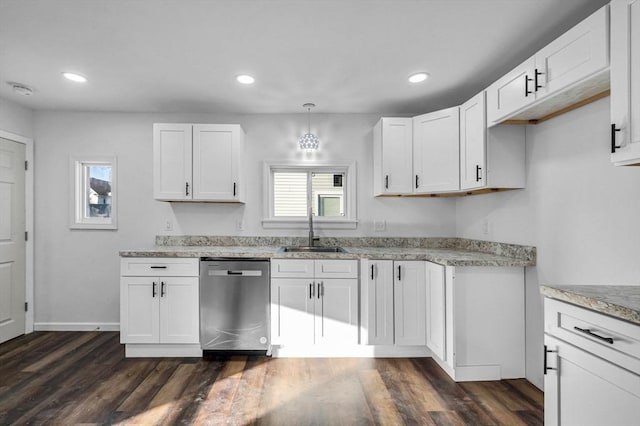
[318,281,323,298]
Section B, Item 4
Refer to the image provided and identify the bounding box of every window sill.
[70,223,117,230]
[262,218,358,230]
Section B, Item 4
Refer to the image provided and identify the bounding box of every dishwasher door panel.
[200,260,270,350]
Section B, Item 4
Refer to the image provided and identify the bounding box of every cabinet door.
[486,57,536,124]
[365,260,394,345]
[394,261,426,345]
[460,92,486,190]
[270,278,315,345]
[535,6,608,100]
[192,124,242,201]
[315,279,358,345]
[611,0,640,166]
[413,107,460,193]
[120,277,159,344]
[377,118,413,194]
[544,335,640,426]
[425,261,446,360]
[153,123,192,200]
[159,277,199,344]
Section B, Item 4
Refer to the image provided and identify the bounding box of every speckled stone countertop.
[541,285,640,325]
[119,236,536,267]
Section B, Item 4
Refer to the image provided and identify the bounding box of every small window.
[70,157,117,229]
[263,162,356,229]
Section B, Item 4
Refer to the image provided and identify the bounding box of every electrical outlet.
[374,220,386,232]
[165,220,173,231]
[236,220,244,231]
[482,218,490,235]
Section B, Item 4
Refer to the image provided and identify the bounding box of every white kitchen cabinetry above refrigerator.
[153,123,245,202]
[270,259,359,351]
[459,91,525,192]
[611,0,640,166]
[120,257,200,357]
[486,5,609,125]
[543,298,640,425]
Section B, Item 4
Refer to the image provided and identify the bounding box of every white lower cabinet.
[362,260,427,346]
[363,260,524,380]
[394,261,427,345]
[543,298,640,425]
[437,266,525,381]
[120,258,200,357]
[270,259,358,349]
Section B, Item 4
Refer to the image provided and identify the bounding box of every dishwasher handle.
[207,270,263,277]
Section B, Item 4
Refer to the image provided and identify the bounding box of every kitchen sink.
[279,246,346,253]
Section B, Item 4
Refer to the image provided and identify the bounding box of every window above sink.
[262,161,357,229]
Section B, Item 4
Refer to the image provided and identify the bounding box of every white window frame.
[262,161,357,229]
[70,156,117,230]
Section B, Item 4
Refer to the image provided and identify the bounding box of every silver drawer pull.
[574,326,614,344]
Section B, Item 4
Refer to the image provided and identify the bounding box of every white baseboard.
[34,322,120,332]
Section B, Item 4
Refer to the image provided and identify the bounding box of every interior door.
[0,138,26,344]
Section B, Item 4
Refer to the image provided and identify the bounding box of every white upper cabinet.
[460,92,487,191]
[487,5,609,125]
[486,57,537,125]
[611,0,640,166]
[153,124,192,201]
[373,117,413,195]
[153,123,245,202]
[460,92,526,192]
[413,107,460,193]
[192,124,243,200]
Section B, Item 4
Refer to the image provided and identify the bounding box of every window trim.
[262,161,357,229]
[70,156,117,230]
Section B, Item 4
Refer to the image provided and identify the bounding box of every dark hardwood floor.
[0,332,543,425]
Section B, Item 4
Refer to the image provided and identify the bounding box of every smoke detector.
[8,82,34,96]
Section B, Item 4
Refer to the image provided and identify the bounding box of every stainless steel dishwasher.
[199,258,270,353]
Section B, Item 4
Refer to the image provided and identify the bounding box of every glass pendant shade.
[299,103,320,150]
[299,132,320,150]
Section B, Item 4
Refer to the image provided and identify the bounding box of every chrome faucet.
[308,206,320,247]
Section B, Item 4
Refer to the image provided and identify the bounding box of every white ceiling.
[0,0,609,114]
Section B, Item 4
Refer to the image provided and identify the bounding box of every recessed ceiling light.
[408,72,429,83]
[236,74,255,85]
[62,72,88,83]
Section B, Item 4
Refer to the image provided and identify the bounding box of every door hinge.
[25,160,28,171]
[25,231,28,241]
[25,302,28,312]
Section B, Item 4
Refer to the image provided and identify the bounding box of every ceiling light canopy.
[62,72,88,83]
[299,103,319,151]
[408,72,429,83]
[236,74,255,85]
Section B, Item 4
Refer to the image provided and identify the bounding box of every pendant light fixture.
[298,103,320,150]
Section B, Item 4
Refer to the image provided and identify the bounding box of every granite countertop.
[541,285,640,325]
[119,236,536,267]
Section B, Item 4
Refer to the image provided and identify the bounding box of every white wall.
[0,98,33,138]
[33,111,456,325]
[456,97,640,389]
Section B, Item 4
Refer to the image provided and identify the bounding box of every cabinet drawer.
[121,257,199,277]
[315,260,358,279]
[545,298,640,375]
[271,259,314,278]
